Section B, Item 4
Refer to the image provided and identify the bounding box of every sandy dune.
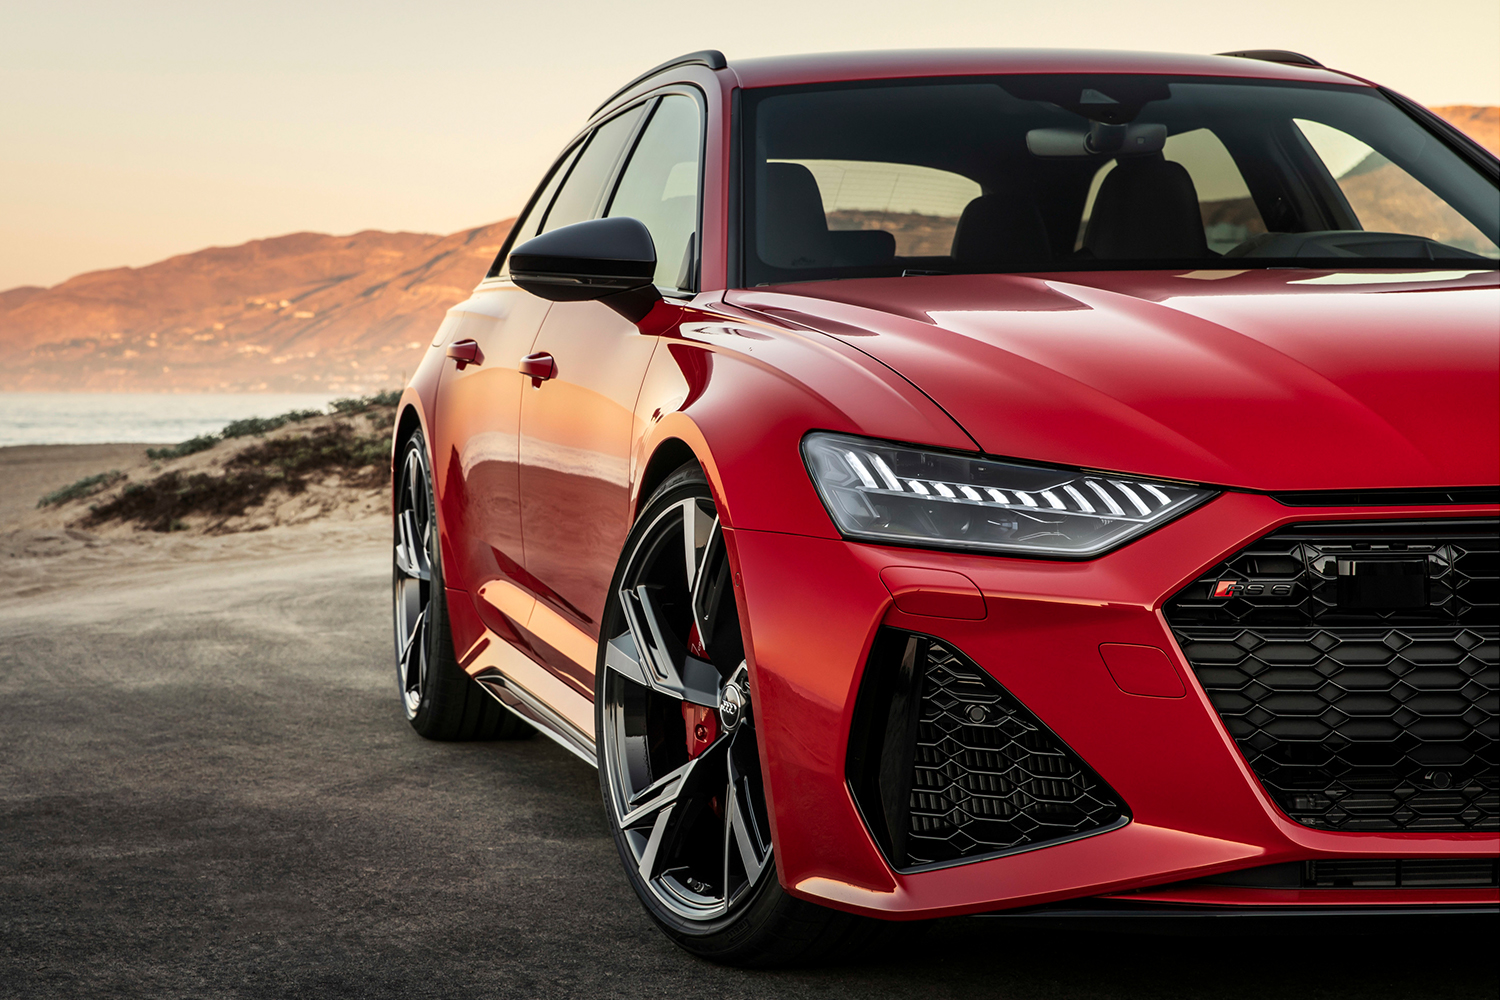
[0,410,393,602]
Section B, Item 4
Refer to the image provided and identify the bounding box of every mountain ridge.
[0,223,512,393]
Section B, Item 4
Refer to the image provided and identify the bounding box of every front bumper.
[724,490,1499,919]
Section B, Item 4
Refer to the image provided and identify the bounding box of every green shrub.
[146,435,219,461]
[83,424,389,532]
[220,408,323,439]
[227,424,388,486]
[329,389,402,413]
[37,470,126,508]
[84,471,280,532]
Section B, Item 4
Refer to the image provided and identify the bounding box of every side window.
[1076,129,1268,253]
[1294,119,1497,257]
[606,95,704,290]
[493,143,582,278]
[542,105,648,234]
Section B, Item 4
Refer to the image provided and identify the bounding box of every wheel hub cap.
[719,682,744,731]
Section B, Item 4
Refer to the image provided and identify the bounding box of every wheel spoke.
[636,804,675,882]
[681,498,712,589]
[621,736,731,884]
[406,451,424,517]
[602,629,650,687]
[619,735,727,830]
[399,604,426,689]
[619,585,719,707]
[689,515,727,647]
[726,732,771,891]
[395,509,430,580]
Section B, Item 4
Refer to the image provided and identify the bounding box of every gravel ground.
[0,535,1493,999]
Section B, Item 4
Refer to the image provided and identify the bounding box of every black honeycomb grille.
[847,630,1128,870]
[1165,520,1498,833]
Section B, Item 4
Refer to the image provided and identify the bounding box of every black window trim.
[487,83,709,296]
[485,99,656,281]
[599,84,709,297]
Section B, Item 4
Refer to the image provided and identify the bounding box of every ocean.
[0,391,347,447]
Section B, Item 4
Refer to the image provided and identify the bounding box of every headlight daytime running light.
[802,432,1216,558]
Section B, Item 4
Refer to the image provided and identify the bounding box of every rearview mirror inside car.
[509,217,662,322]
[1027,123,1167,157]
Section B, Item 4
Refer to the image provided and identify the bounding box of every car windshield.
[740,75,1500,284]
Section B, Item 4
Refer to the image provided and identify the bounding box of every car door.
[432,106,647,648]
[518,92,705,693]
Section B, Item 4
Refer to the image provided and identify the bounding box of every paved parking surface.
[1,542,1493,999]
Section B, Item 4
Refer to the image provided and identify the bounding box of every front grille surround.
[1166,519,1498,833]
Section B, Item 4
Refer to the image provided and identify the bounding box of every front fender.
[630,308,974,538]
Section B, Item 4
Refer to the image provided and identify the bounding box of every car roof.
[726,48,1367,90]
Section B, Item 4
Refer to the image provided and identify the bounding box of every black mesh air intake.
[1164,520,1498,832]
[847,629,1128,870]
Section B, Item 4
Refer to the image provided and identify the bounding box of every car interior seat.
[759,162,833,268]
[952,193,1053,268]
[758,162,896,269]
[1083,153,1209,259]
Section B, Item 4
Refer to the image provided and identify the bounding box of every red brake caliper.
[683,622,718,758]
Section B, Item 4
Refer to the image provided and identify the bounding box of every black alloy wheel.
[598,464,900,965]
[393,429,531,741]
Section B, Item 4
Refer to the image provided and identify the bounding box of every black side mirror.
[509,217,662,322]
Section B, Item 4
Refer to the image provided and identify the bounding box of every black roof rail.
[1217,49,1324,68]
[592,50,728,117]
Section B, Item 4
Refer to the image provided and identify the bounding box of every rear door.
[517,92,705,694]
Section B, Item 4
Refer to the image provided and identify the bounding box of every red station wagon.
[389,48,1499,964]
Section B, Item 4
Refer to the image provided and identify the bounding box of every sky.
[2,0,1497,291]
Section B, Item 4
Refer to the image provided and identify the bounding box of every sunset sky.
[3,0,1497,292]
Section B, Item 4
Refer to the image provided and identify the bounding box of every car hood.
[726,269,1500,491]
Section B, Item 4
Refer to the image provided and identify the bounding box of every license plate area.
[1336,557,1428,609]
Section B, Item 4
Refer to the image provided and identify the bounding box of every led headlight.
[802,432,1216,558]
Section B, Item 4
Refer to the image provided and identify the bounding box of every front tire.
[596,464,897,966]
[393,429,531,741]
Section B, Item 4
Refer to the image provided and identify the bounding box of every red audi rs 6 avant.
[390,48,1499,963]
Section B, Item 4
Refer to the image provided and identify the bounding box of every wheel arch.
[635,436,703,517]
[394,401,424,451]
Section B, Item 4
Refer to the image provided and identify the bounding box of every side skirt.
[474,668,597,767]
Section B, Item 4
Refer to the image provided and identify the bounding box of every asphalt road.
[1,537,1493,999]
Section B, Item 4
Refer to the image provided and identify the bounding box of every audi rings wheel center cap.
[719,682,745,730]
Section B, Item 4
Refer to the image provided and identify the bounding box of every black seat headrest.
[952,193,1052,268]
[758,162,832,268]
[1084,154,1208,259]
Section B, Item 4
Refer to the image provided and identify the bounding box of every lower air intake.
[848,629,1128,870]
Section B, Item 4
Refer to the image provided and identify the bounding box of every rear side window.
[606,95,703,291]
[542,104,648,233]
[1077,128,1267,253]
